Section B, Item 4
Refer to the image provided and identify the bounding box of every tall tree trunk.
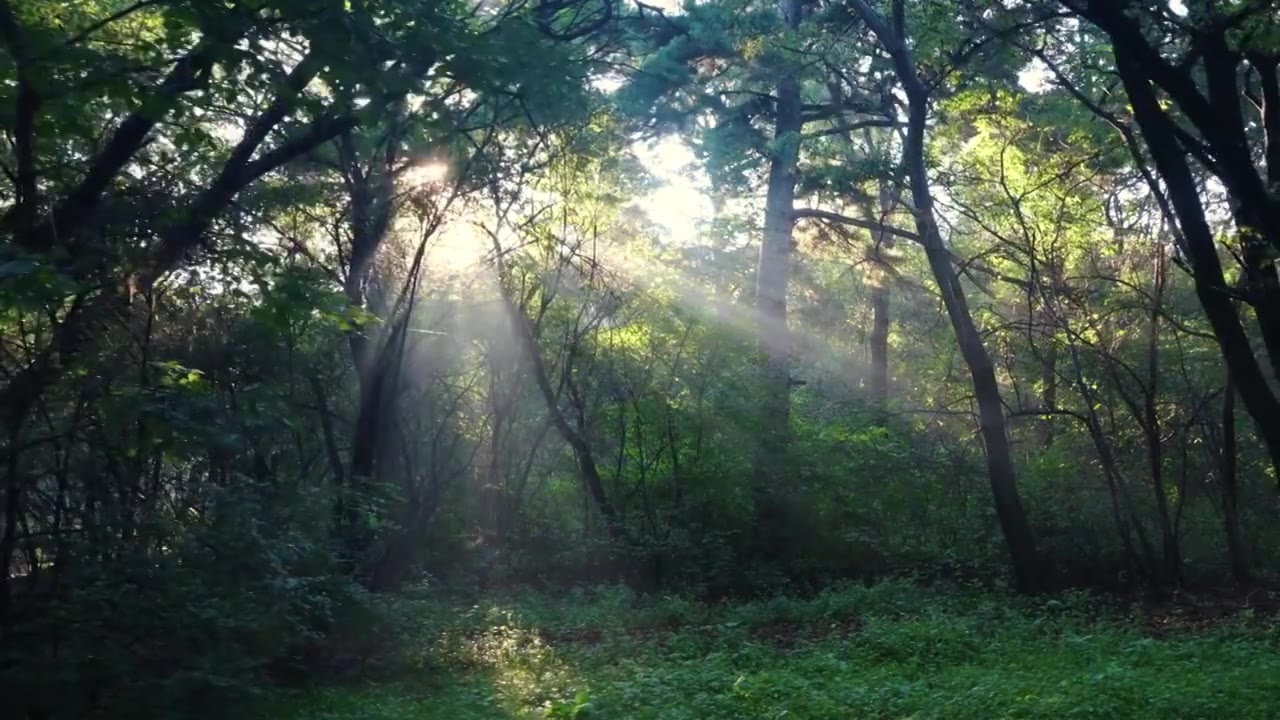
[850,0,1041,591]
[869,283,890,422]
[1144,250,1180,585]
[751,0,804,551]
[332,126,404,562]
[1039,341,1058,447]
[867,175,897,425]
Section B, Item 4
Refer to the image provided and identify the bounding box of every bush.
[1,483,358,720]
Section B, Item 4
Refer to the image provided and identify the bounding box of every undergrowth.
[260,580,1280,719]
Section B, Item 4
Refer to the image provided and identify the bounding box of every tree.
[845,0,1042,591]
[1053,0,1280,483]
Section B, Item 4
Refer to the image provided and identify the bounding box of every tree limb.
[793,207,920,242]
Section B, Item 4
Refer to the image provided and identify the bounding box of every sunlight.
[430,220,490,275]
[1018,59,1050,94]
[592,72,626,93]
[587,228,877,395]
[633,136,714,247]
[641,0,686,11]
[404,161,450,188]
[385,211,490,281]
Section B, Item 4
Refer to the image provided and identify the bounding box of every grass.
[260,580,1280,719]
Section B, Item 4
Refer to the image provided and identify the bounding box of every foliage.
[262,582,1280,720]
[5,0,1280,716]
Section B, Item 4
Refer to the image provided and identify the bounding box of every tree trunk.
[849,0,1041,591]
[867,175,897,424]
[1241,238,1280,382]
[1110,48,1280,485]
[1071,4,1280,485]
[1,423,22,632]
[751,0,804,552]
[332,127,405,562]
[869,283,890,423]
[1219,378,1249,583]
[1144,251,1180,585]
[1039,341,1058,447]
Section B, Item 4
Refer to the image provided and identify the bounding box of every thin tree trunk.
[1037,262,1060,447]
[1219,378,1249,583]
[1145,250,1180,585]
[850,0,1041,591]
[1,422,22,632]
[502,287,624,543]
[869,283,890,422]
[1040,341,1058,447]
[860,148,901,425]
[309,375,346,489]
[1062,339,1155,579]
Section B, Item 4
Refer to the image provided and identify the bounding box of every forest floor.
[261,580,1280,719]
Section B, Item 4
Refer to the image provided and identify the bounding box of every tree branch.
[793,207,920,243]
[801,117,901,139]
[140,112,357,289]
[49,0,172,55]
[20,38,231,251]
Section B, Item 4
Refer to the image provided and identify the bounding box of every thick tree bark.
[1240,241,1280,383]
[850,0,1041,591]
[751,0,804,551]
[1258,57,1280,188]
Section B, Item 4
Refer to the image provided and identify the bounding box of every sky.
[633,136,714,248]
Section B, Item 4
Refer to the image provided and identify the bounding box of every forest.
[2,0,1280,717]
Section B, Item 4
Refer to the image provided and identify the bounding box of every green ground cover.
[261,581,1280,720]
